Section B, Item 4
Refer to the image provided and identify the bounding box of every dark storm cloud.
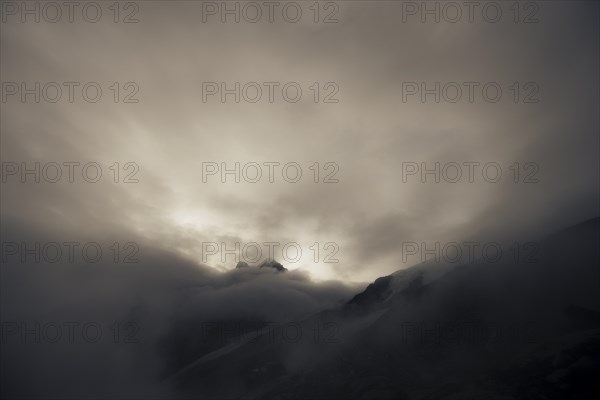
[1,1,598,280]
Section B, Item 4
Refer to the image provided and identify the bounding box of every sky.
[1,0,599,283]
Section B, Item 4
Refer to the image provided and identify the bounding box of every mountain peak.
[235,260,287,272]
[258,259,287,272]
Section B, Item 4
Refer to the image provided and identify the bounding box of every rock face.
[347,275,393,307]
[258,259,287,272]
[234,259,287,271]
[347,271,427,308]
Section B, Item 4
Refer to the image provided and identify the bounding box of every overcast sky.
[1,1,598,282]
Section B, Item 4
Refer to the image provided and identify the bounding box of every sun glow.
[170,208,218,231]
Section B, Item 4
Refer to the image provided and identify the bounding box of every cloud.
[2,2,597,282]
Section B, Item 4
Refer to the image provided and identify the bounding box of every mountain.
[166,217,600,399]
[236,259,287,271]
[258,259,287,272]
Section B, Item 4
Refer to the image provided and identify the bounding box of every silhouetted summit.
[235,260,287,271]
[258,259,287,271]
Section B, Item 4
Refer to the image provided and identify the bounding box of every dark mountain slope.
[169,217,600,399]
